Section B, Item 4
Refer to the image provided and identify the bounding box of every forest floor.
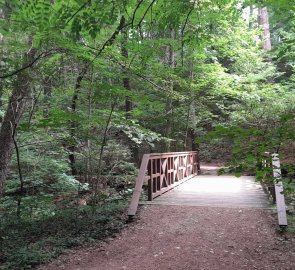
[39,170,295,270]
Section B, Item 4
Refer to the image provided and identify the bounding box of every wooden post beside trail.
[272,153,288,227]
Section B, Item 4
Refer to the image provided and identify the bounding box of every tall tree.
[120,16,133,119]
[0,48,36,192]
[258,7,272,50]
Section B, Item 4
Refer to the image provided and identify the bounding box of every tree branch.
[181,0,197,37]
[0,49,63,79]
[109,56,166,91]
[137,0,156,29]
[79,16,130,78]
[131,0,144,28]
[66,0,92,24]
[181,0,196,66]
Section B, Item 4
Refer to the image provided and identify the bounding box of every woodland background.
[0,0,294,269]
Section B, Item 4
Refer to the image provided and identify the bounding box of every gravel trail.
[40,205,295,270]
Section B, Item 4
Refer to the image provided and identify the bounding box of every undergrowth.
[0,201,127,270]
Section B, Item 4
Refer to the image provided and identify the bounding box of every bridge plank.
[148,175,271,209]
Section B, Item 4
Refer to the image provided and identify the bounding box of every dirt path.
[40,205,295,270]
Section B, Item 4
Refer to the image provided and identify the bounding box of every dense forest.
[0,0,294,269]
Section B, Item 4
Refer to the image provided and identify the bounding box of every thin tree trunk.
[164,29,176,151]
[184,103,190,150]
[12,124,24,218]
[0,7,5,123]
[86,68,94,183]
[121,16,133,119]
[120,16,141,162]
[258,7,272,51]
[92,100,117,204]
[69,66,87,176]
[68,16,127,175]
[249,6,254,28]
[0,48,36,193]
[0,81,3,123]
[189,128,198,151]
[43,76,52,118]
[187,57,198,151]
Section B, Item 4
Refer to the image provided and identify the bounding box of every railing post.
[128,155,150,217]
[197,150,201,173]
[271,153,288,227]
[262,152,275,203]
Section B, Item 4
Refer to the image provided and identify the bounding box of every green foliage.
[1,135,89,220]
[1,0,295,268]
[200,107,295,185]
[117,120,164,147]
[0,202,126,270]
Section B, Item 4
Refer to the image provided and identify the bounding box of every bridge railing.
[128,151,199,217]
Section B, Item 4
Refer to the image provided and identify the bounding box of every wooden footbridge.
[128,151,287,227]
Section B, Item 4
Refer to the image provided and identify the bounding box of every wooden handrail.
[128,151,199,216]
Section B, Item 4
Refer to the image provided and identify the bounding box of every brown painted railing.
[128,151,199,216]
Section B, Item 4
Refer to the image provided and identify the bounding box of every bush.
[2,144,88,220]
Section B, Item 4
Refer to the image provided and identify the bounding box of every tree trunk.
[0,80,3,123]
[120,16,141,164]
[68,16,126,175]
[0,7,6,123]
[121,16,133,119]
[43,76,52,118]
[0,49,36,193]
[258,7,272,51]
[189,128,198,151]
[164,29,176,151]
[249,6,254,28]
[68,67,87,176]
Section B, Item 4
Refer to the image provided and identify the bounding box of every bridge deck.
[142,173,271,209]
